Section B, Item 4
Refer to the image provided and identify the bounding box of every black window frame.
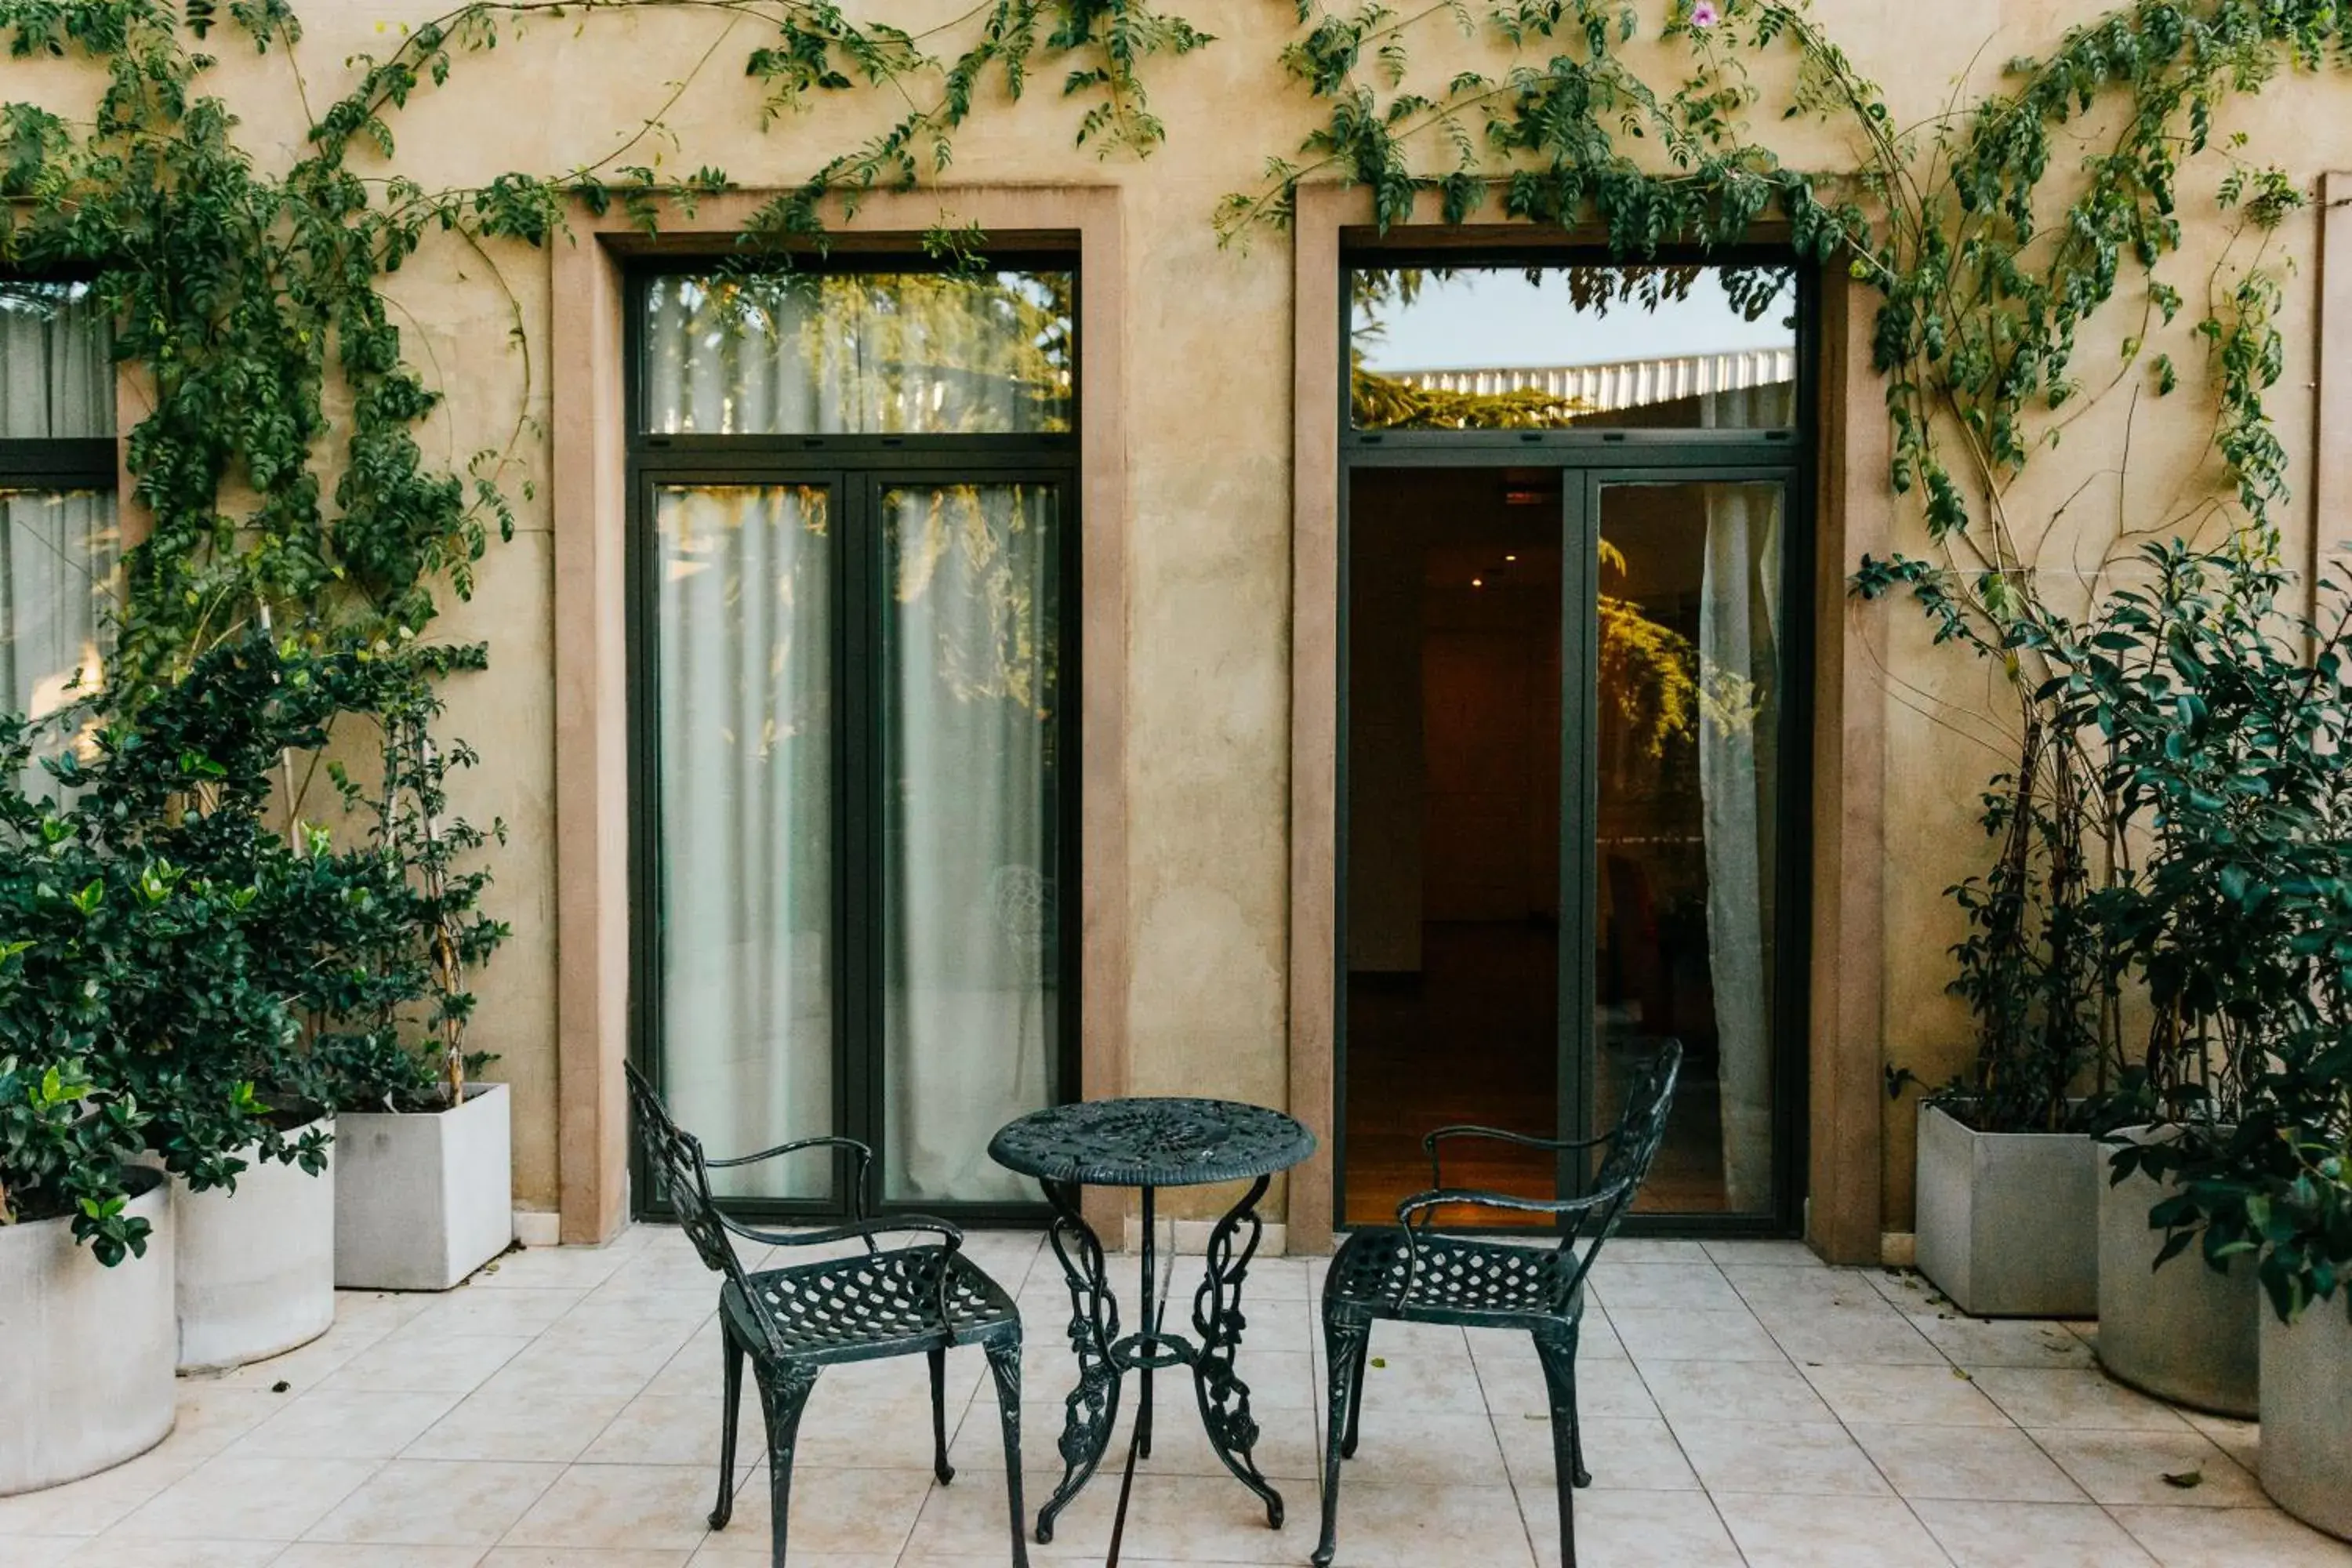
[1335,243,1818,1240]
[623,252,1083,1229]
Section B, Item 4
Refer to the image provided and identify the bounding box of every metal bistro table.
[989,1097,1316,1548]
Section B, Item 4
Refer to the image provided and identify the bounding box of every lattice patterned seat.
[625,1063,1028,1567]
[1314,1039,1682,1568]
[725,1245,1018,1365]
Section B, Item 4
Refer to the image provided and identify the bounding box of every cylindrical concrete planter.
[0,1168,177,1496]
[1915,1101,2098,1318]
[2095,1126,2260,1417]
[335,1082,512,1291]
[2259,1299,2352,1539]
[169,1116,336,1371]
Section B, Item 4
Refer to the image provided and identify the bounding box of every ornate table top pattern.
[988,1096,1316,1188]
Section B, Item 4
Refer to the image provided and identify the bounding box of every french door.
[1338,455,1809,1234]
[631,463,1076,1221]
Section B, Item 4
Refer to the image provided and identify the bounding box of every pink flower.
[1690,1,1719,25]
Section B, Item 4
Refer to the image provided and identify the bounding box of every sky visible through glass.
[1361,267,1795,373]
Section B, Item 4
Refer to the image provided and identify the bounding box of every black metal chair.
[624,1063,1029,1566]
[1312,1039,1682,1568]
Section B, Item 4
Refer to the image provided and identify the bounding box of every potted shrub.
[0,725,178,1494]
[1907,717,2107,1317]
[2067,545,2352,1417]
[325,668,513,1291]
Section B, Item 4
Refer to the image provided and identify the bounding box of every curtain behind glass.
[655,485,837,1198]
[2,489,117,723]
[1697,481,1784,1214]
[642,271,1073,436]
[1,282,114,439]
[881,482,1060,1203]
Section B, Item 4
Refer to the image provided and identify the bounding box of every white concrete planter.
[1915,1101,2097,1318]
[2259,1298,2352,1539]
[169,1116,337,1372]
[2094,1125,2259,1417]
[335,1081,512,1290]
[0,1169,177,1495]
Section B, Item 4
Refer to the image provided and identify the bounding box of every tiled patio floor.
[3,1230,2347,1566]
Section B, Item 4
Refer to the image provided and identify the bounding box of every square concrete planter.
[2095,1124,2260,1417]
[0,1168,176,1495]
[335,1081,512,1290]
[1914,1101,2098,1318]
[2259,1298,2352,1539]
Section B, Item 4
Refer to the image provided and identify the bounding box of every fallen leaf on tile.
[2161,1470,2204,1490]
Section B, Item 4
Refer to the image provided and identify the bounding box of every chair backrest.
[1559,1037,1682,1283]
[622,1062,764,1309]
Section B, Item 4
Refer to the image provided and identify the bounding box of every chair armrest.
[1389,1181,1629,1307]
[705,1136,875,1222]
[1422,1124,1616,1188]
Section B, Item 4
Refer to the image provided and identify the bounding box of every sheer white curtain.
[881,483,1058,1203]
[2,283,117,729]
[655,485,837,1198]
[641,272,1069,435]
[1694,451,1783,1211]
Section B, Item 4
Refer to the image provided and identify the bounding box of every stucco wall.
[20,0,2352,1240]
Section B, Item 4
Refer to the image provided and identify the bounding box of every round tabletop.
[988,1097,1317,1188]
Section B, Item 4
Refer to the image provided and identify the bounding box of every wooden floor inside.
[1342,920,1733,1229]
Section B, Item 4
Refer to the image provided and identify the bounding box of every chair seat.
[723,1244,1020,1364]
[1326,1228,1585,1328]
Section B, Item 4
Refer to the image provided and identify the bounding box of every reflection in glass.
[2,490,118,722]
[641,270,1073,435]
[880,483,1061,1203]
[1595,481,1783,1214]
[1349,265,1796,431]
[1,281,115,439]
[655,485,837,1199]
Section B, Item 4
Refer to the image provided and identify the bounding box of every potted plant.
[1906,714,2108,1317]
[325,662,513,1291]
[2071,545,2352,1417]
[0,721,177,1494]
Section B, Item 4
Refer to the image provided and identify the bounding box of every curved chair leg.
[1315,1315,1370,1568]
[985,1338,1031,1568]
[711,1327,746,1530]
[927,1346,956,1485]
[1340,1327,1370,1459]
[756,1360,821,1568]
[1533,1331,1584,1568]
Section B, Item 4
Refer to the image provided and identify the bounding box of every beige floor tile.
[979,1392,1319,1483]
[1551,1356,1661,1420]
[1668,1420,1893,1497]
[1533,1486,1742,1568]
[273,1546,490,1567]
[1714,1492,1955,1566]
[1345,1340,1489,1415]
[904,1466,1110,1558]
[0,1449,205,1537]
[1590,1261,1748,1313]
[207,1319,398,1394]
[581,1394,753,1469]
[154,1387,289,1458]
[1722,1263,1892,1310]
[722,1464,936,1556]
[1323,1410,1504,1487]
[2032,1428,2269,1508]
[500,1465,716,1551]
[1759,1301,1947,1366]
[1202,1475,1534,1568]
[301,1458,561,1546]
[1802,1363,2011,1425]
[688,1548,891,1568]
[1701,1240,1827,1269]
[392,1287,589,1339]
[230,1388,468,1461]
[796,1398,968,1471]
[469,1244,634,1291]
[642,1328,727,1403]
[1595,1240,1714,1265]
[1969,1368,2195,1431]
[1913,1316,2098,1369]
[405,1382,633,1463]
[477,1551,692,1568]
[57,1537,296,1566]
[1611,1305,1788,1362]
[2180,1410,2261,1473]
[1848,1422,2088,1503]
[3,1538,85,1566]
[112,1455,382,1541]
[1643,1357,1835,1425]
[2111,1505,2352,1567]
[1913,1498,2160,1567]
[483,1334,684,1399]
[321,1334,535,1396]
[1496,1414,1699,1491]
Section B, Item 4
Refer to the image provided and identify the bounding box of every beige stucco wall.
[20,1,2352,1242]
